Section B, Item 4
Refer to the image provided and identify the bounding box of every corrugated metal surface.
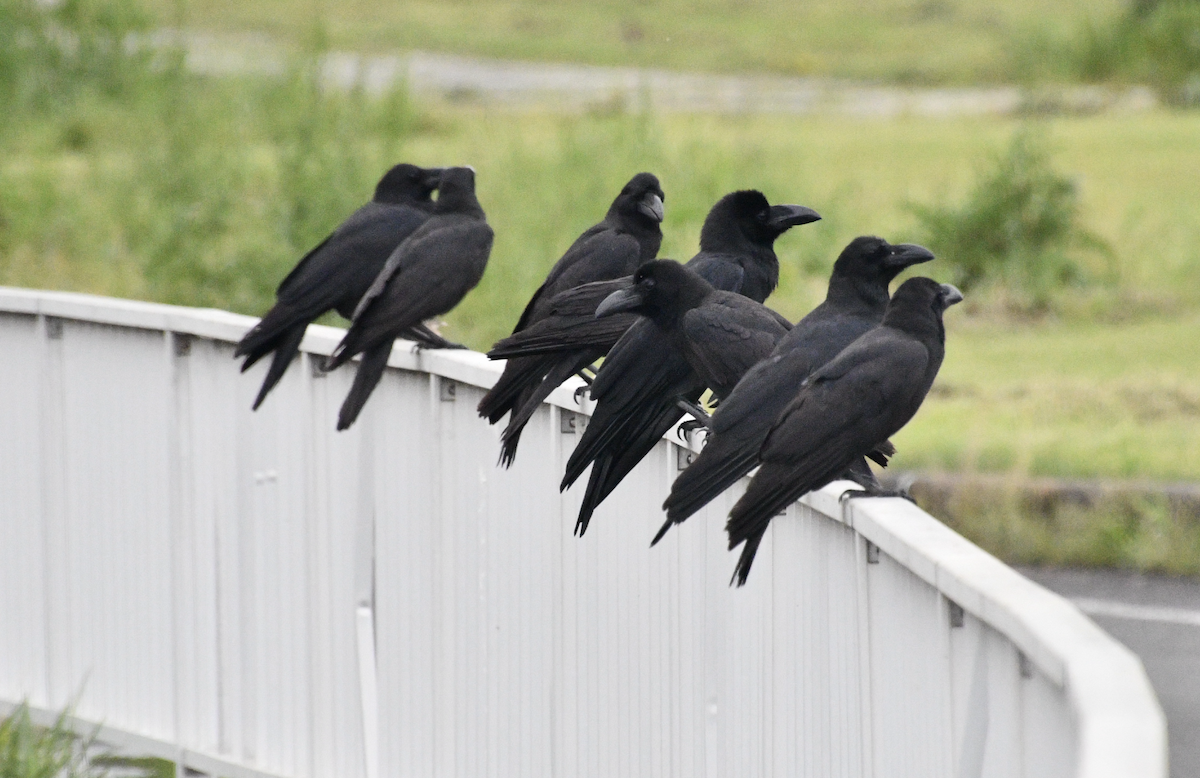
[0,289,1166,778]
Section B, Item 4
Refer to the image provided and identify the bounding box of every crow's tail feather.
[336,341,393,431]
[250,324,307,410]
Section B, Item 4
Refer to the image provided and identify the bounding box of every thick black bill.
[596,286,647,318]
[939,283,964,307]
[422,167,447,188]
[887,243,936,268]
[768,204,821,229]
[639,192,665,223]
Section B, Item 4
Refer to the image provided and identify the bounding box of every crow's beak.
[939,284,964,307]
[638,192,665,223]
[767,204,821,229]
[422,168,447,188]
[887,243,936,268]
[596,286,648,318]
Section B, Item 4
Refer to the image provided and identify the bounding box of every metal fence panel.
[0,290,1165,778]
[0,313,48,708]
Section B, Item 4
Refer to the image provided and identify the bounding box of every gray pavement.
[1021,567,1200,778]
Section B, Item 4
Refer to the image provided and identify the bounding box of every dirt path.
[159,30,1158,116]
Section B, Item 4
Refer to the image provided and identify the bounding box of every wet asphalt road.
[1020,567,1200,778]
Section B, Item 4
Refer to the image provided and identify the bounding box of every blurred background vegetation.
[1,0,1198,570]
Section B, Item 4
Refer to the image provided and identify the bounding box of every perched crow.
[593,259,792,400]
[234,163,446,410]
[725,277,963,586]
[561,190,820,535]
[477,172,665,467]
[656,237,935,544]
[324,167,493,430]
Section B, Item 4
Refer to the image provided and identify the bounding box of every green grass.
[0,702,168,778]
[898,313,1200,482]
[142,0,1124,85]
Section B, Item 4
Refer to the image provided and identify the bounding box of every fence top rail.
[0,286,1166,777]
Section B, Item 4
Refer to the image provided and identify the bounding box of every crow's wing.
[512,228,643,333]
[680,296,790,395]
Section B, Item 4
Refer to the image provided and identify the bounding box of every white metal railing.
[0,287,1165,778]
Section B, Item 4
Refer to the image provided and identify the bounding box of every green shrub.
[1071,0,1200,103]
[0,0,160,121]
[910,132,1109,308]
[0,703,104,778]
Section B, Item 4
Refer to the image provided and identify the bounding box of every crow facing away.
[325,167,494,430]
[656,237,935,545]
[725,277,963,586]
[234,163,446,410]
[593,259,793,401]
[561,190,821,536]
[477,172,665,467]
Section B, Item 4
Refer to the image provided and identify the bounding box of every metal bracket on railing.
[440,379,457,401]
[865,540,880,564]
[172,333,193,357]
[1018,651,1034,679]
[45,316,64,339]
[949,600,965,628]
[677,446,695,470]
[561,411,585,434]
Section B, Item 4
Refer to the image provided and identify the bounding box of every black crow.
[726,277,963,586]
[324,167,493,430]
[561,190,821,535]
[656,237,935,544]
[593,259,792,400]
[234,163,446,409]
[477,172,665,467]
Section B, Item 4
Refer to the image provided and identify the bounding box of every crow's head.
[700,190,820,251]
[833,236,936,289]
[595,259,711,324]
[610,172,666,226]
[374,163,445,205]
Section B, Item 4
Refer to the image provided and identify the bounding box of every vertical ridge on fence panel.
[0,314,48,707]
[374,367,438,777]
[866,552,953,777]
[437,380,484,778]
[468,392,559,778]
[58,322,176,738]
[1021,665,1075,778]
[303,351,368,778]
[946,610,986,777]
[818,507,867,778]
[555,409,584,777]
[709,488,770,778]
[240,358,315,777]
[169,335,221,755]
[979,623,1022,778]
[210,339,255,760]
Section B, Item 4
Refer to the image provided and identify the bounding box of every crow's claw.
[839,487,917,504]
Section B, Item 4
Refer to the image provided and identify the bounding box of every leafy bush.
[910,132,1109,308]
[1073,0,1200,104]
[0,0,160,119]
